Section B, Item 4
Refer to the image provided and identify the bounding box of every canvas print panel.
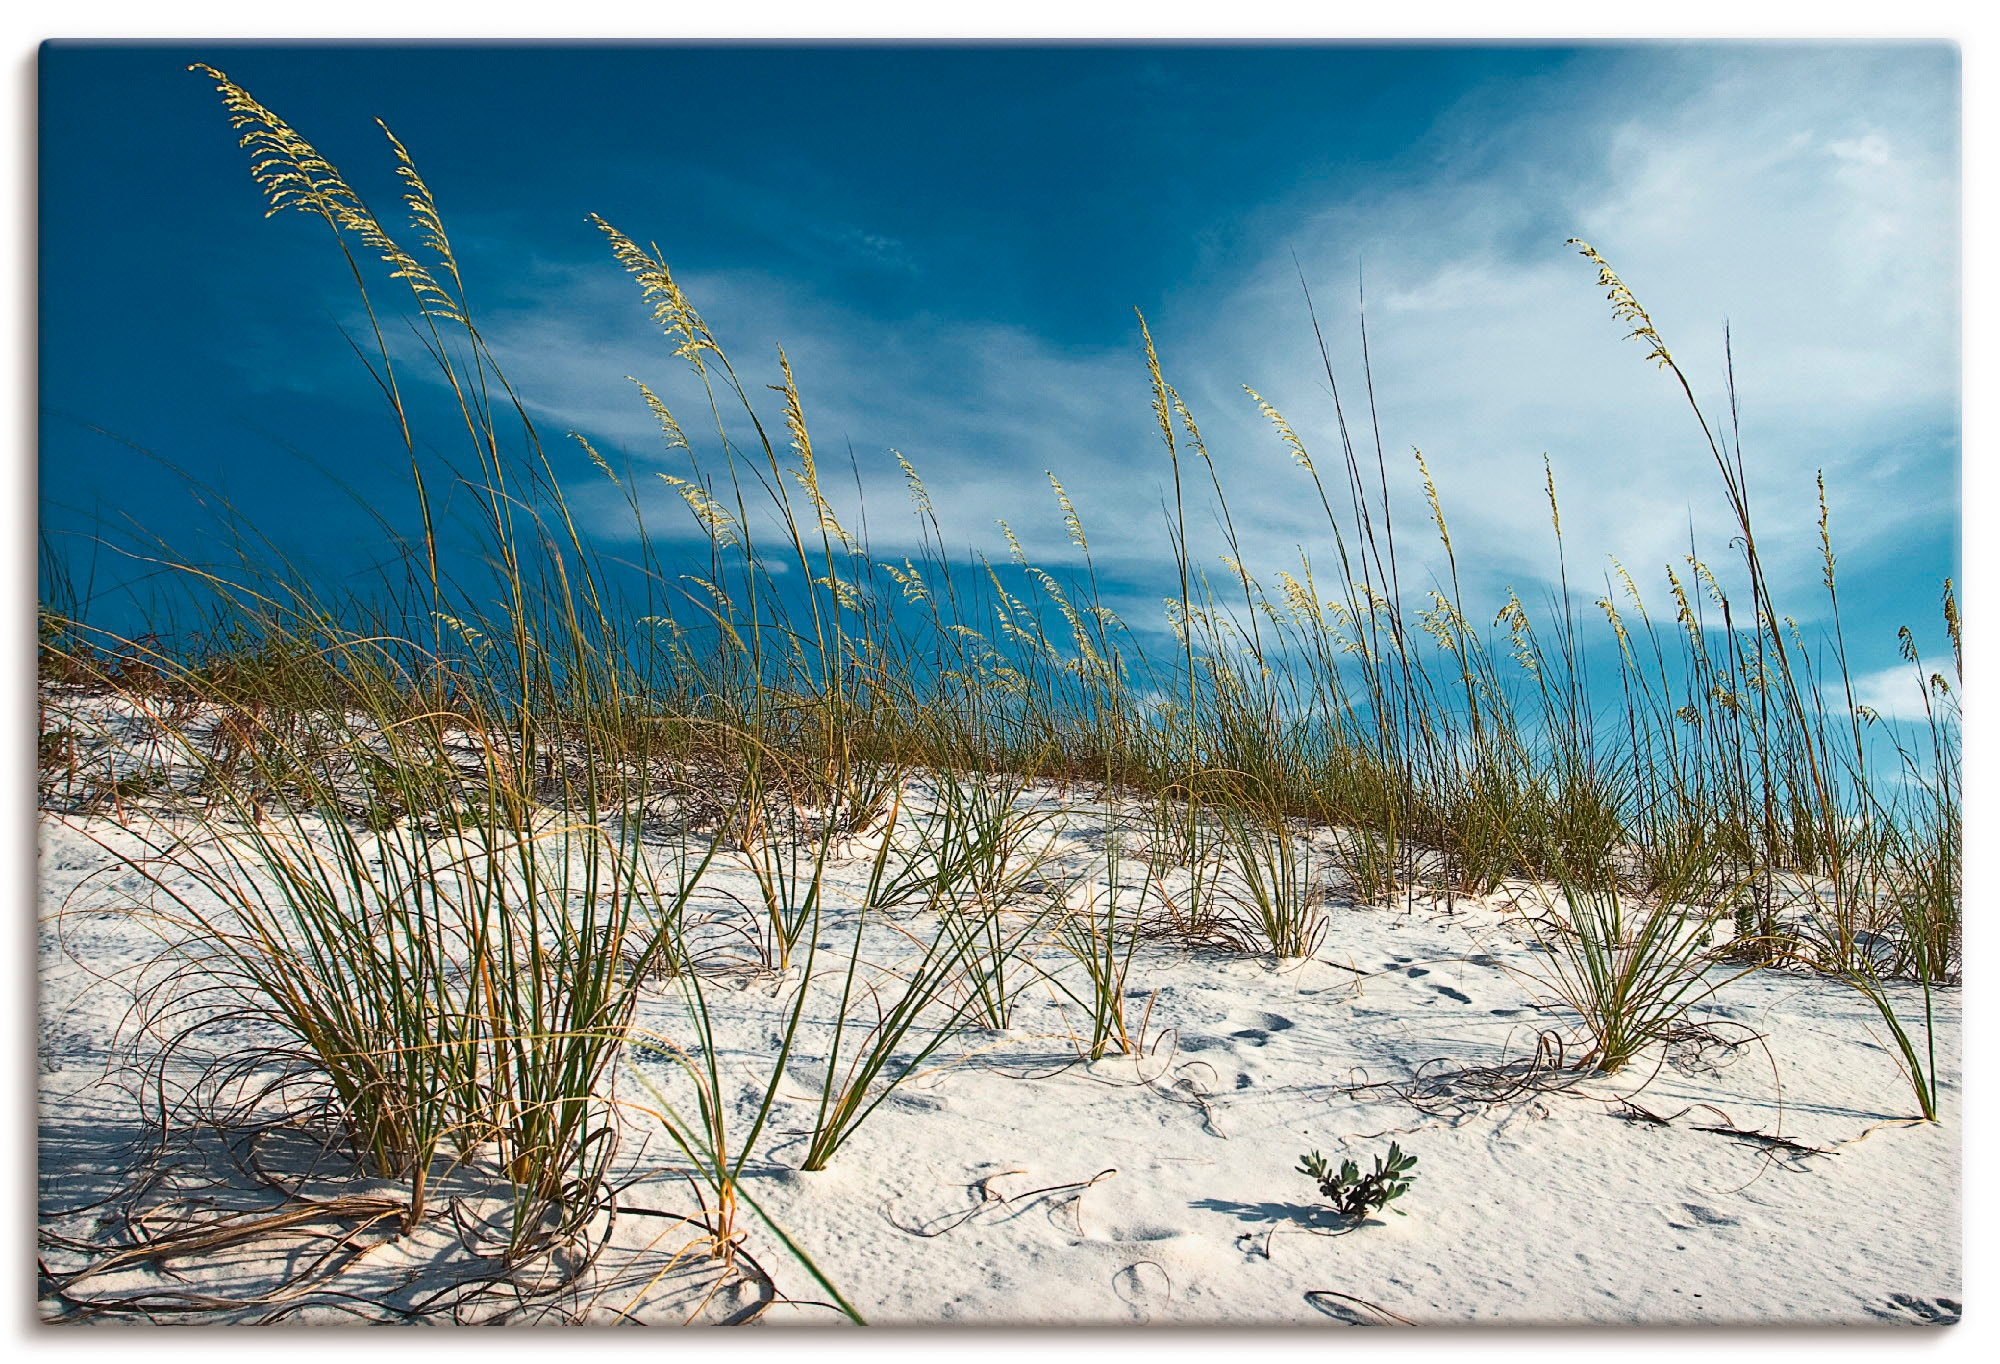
[36,41,1960,1326]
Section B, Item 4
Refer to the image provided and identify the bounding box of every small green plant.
[1298,1142,1418,1219]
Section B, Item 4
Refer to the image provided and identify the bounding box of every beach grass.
[33,65,1960,1317]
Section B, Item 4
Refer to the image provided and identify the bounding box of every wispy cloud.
[404,45,1954,658]
[1181,44,1957,614]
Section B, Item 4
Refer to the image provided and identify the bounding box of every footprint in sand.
[1865,1293,1961,1325]
[1667,1203,1742,1232]
[1227,1011,1295,1047]
[1433,984,1473,1004]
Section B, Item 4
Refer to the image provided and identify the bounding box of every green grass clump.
[1522,856,1747,1075]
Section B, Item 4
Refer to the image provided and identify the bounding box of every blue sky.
[39,42,1960,714]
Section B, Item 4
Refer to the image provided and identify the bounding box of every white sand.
[36,764,1960,1327]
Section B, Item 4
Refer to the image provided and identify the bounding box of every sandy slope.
[36,784,1960,1326]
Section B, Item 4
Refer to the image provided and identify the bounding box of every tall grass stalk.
[799,816,1025,1168]
[1049,834,1146,1060]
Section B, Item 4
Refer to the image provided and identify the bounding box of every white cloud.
[1176,45,1958,622]
[424,45,1956,655]
[1844,663,1954,725]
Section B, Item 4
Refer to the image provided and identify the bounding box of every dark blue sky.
[39,42,1959,710]
[38,41,1588,594]
[45,44,1561,331]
